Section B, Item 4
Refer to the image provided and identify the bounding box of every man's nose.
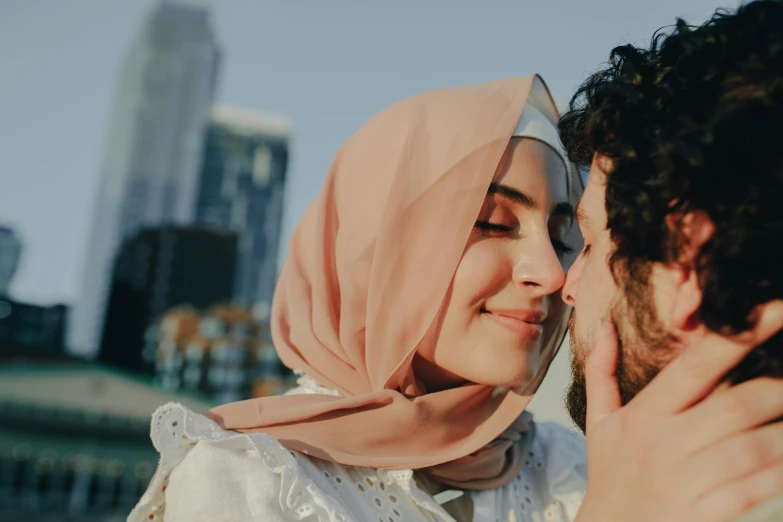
[562,256,583,306]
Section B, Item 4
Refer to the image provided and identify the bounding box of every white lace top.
[128,375,588,522]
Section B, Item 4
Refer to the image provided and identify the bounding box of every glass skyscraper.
[195,106,289,314]
[69,2,220,357]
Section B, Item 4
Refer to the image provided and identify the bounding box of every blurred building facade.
[99,227,237,375]
[0,364,213,522]
[0,2,294,520]
[0,226,69,361]
[196,106,289,313]
[69,1,221,358]
[0,300,68,360]
[151,304,290,404]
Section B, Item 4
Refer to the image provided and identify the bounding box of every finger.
[667,422,783,503]
[585,320,622,434]
[688,457,783,522]
[630,299,783,414]
[668,378,783,460]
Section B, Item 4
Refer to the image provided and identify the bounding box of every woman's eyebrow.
[487,183,575,224]
[487,183,536,208]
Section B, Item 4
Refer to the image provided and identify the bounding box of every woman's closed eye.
[476,220,575,257]
[474,220,514,233]
[474,198,517,236]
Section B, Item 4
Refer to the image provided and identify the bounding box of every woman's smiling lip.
[481,308,546,338]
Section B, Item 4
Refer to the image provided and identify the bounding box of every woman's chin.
[481,353,541,390]
[472,365,537,390]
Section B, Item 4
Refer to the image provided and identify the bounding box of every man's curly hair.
[559,0,783,382]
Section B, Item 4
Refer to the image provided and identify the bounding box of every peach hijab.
[209,75,580,490]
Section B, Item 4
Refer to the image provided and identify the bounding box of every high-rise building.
[99,227,237,374]
[196,106,289,311]
[0,226,22,297]
[69,1,220,357]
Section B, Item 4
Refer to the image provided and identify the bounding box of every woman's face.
[417,137,573,389]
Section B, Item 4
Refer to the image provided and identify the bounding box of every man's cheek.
[571,316,593,362]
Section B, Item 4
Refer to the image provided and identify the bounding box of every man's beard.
[566,270,676,434]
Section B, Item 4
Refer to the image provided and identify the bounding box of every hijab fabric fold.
[209,76,580,490]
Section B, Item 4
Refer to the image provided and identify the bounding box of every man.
[558,1,783,520]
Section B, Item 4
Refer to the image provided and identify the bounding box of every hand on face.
[575,301,783,522]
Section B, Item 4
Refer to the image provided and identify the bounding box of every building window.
[252,145,272,187]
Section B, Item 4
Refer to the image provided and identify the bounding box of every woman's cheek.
[452,241,510,301]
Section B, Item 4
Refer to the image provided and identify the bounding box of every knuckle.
[745,377,781,398]
[768,460,783,489]
[678,349,717,382]
[679,349,710,379]
[711,485,753,518]
[729,488,761,516]
[681,410,704,439]
[718,391,750,420]
[767,378,783,404]
[720,460,783,519]
[735,436,769,468]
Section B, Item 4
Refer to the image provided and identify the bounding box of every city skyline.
[67,1,221,356]
[0,0,745,426]
[0,0,740,308]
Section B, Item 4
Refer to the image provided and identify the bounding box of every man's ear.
[666,210,715,332]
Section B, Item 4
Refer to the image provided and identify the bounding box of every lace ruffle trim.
[128,402,357,522]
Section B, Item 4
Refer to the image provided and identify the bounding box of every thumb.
[585,320,622,434]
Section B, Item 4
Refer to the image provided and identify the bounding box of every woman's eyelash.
[475,222,575,256]
[580,245,591,257]
[474,221,514,232]
[551,239,575,255]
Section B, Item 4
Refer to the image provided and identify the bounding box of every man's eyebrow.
[488,183,537,208]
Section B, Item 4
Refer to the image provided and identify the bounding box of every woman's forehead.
[493,138,570,203]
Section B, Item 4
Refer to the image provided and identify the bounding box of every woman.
[129,75,586,522]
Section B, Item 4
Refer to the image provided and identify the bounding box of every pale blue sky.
[0,0,740,306]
